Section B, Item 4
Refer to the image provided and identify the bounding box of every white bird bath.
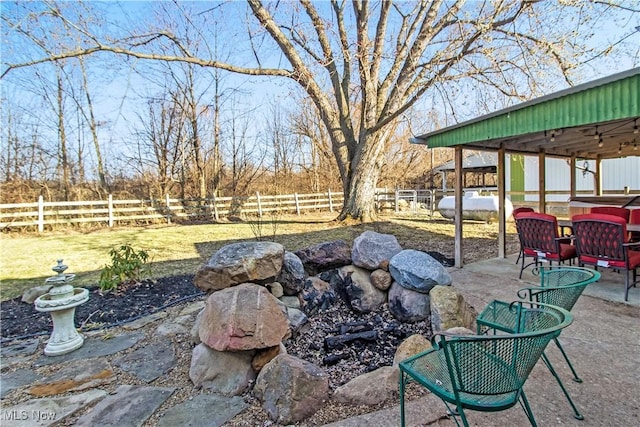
[34,260,89,356]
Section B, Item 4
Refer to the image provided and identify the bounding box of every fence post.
[165,194,172,224]
[108,194,114,227]
[294,193,300,215]
[256,192,262,217]
[412,190,418,214]
[211,194,219,221]
[328,189,333,212]
[37,195,44,233]
[395,189,399,213]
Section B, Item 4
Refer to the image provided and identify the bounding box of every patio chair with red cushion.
[572,213,640,301]
[589,206,631,222]
[629,209,640,242]
[512,207,535,264]
[515,212,577,278]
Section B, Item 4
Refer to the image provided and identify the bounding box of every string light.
[598,136,604,148]
[634,119,639,134]
[594,126,599,139]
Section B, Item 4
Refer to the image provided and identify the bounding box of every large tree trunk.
[337,131,387,222]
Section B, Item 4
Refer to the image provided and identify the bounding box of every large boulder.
[189,344,256,396]
[254,354,329,424]
[430,285,478,332]
[338,265,386,313]
[351,231,403,270]
[277,252,306,296]
[199,283,289,352]
[389,249,452,294]
[294,240,352,276]
[333,366,398,406]
[388,281,431,323]
[194,242,285,292]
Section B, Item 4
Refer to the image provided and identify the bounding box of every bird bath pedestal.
[34,260,89,356]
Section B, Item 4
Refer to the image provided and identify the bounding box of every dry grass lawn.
[0,212,520,301]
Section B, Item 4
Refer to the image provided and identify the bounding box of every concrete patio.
[325,254,640,426]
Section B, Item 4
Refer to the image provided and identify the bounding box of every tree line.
[2,1,636,217]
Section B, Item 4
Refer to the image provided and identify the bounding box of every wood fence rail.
[0,190,344,232]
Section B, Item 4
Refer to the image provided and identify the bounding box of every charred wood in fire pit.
[322,352,351,366]
[338,321,371,335]
[325,330,378,349]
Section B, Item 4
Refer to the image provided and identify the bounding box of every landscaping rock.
[28,358,114,396]
[0,338,40,358]
[388,281,431,323]
[190,309,204,345]
[430,285,478,332]
[194,241,285,292]
[370,269,392,291]
[21,285,53,304]
[0,389,107,427]
[254,354,329,424]
[1,368,42,398]
[393,334,432,367]
[295,240,352,275]
[189,343,256,396]
[34,332,144,367]
[252,343,287,372]
[266,281,284,298]
[389,249,452,293]
[286,307,308,333]
[113,340,175,383]
[338,265,386,313]
[157,394,248,427]
[277,251,306,295]
[333,366,398,406]
[75,385,174,427]
[199,283,289,352]
[351,231,402,270]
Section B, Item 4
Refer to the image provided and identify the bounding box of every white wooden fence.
[0,190,344,232]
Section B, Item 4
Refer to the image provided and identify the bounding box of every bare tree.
[2,1,637,219]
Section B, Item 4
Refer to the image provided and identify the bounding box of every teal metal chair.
[476,266,600,420]
[399,302,573,427]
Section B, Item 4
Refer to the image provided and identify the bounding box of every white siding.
[521,156,640,202]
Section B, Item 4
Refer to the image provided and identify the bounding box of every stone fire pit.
[188,231,476,425]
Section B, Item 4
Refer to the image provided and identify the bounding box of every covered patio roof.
[411,68,639,159]
[410,68,639,268]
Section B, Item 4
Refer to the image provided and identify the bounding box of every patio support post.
[498,146,506,258]
[570,155,577,199]
[595,156,602,195]
[538,150,546,213]
[455,146,463,268]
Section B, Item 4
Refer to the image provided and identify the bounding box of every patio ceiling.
[411,68,640,160]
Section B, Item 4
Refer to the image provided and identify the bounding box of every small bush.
[99,244,150,292]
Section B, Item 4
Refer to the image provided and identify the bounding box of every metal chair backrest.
[437,302,572,396]
[520,267,601,312]
[572,213,629,265]
[589,206,630,223]
[516,212,562,255]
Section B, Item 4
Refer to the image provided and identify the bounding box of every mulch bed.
[1,251,455,342]
[1,275,203,341]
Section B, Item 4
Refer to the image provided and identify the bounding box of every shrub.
[99,244,150,292]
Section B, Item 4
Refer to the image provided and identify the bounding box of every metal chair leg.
[399,371,406,427]
[554,337,582,383]
[519,391,539,427]
[541,353,584,420]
